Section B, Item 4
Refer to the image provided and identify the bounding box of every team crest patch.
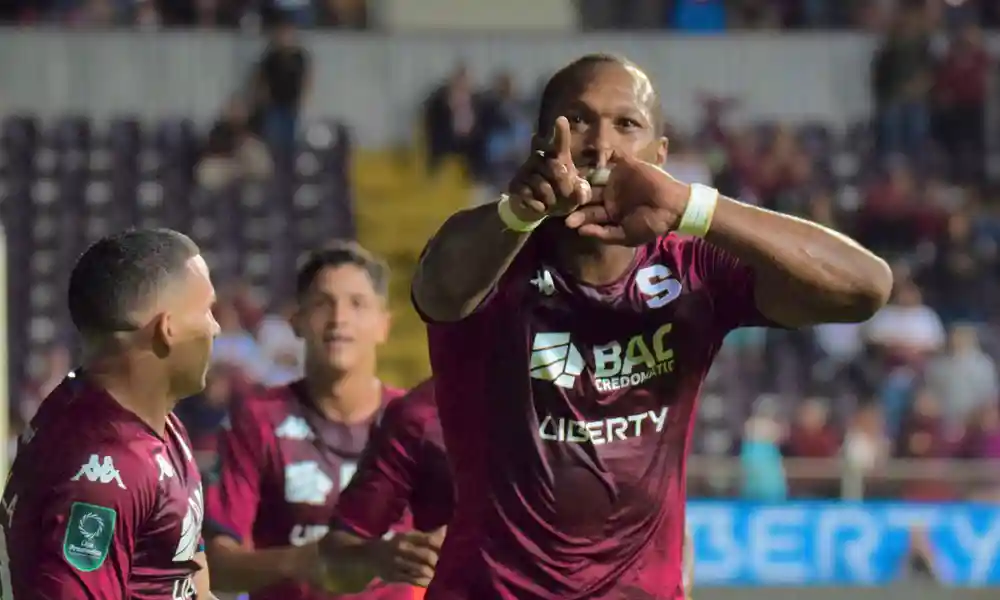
[62,502,117,572]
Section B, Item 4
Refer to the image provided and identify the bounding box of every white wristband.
[677,183,719,238]
[497,194,546,232]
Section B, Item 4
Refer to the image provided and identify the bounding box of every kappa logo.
[156,454,175,481]
[530,332,585,389]
[71,455,126,489]
[531,269,556,296]
[275,415,314,440]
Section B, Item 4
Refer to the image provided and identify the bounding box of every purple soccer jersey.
[332,379,453,538]
[203,381,414,600]
[416,233,771,600]
[1,374,205,600]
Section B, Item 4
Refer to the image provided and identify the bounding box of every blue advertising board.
[687,502,1000,586]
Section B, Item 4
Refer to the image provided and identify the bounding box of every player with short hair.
[1,228,219,599]
[410,54,892,599]
[204,241,414,600]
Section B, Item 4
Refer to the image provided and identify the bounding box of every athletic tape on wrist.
[676,183,718,238]
[498,194,546,232]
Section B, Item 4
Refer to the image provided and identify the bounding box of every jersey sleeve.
[331,399,425,539]
[685,236,776,335]
[203,399,271,545]
[412,231,538,325]
[27,445,157,598]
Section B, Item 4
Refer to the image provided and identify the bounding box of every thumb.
[430,526,447,543]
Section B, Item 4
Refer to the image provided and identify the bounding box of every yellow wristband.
[498,194,546,232]
[676,183,718,238]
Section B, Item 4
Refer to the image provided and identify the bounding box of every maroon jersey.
[1,374,205,600]
[203,380,413,600]
[332,379,452,537]
[416,233,772,600]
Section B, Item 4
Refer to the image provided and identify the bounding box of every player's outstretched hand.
[507,116,592,221]
[564,154,691,246]
[370,526,447,588]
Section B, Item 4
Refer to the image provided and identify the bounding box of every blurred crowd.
[3,0,1000,31]
[6,2,1000,503]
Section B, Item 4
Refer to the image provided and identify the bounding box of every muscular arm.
[412,202,531,322]
[705,197,892,327]
[206,536,316,592]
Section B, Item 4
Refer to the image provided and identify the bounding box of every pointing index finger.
[550,116,573,163]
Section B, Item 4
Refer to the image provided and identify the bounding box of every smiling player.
[204,242,412,600]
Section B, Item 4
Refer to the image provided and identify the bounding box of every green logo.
[62,502,117,572]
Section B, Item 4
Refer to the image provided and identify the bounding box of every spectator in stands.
[753,125,813,211]
[858,160,924,256]
[256,300,304,385]
[424,63,482,173]
[727,0,782,29]
[932,23,990,183]
[871,5,933,160]
[211,300,272,383]
[479,71,532,196]
[895,387,956,500]
[843,403,890,479]
[196,97,273,191]
[925,325,998,429]
[261,0,315,28]
[866,280,945,364]
[740,399,788,501]
[920,210,996,322]
[318,0,368,28]
[670,0,727,32]
[783,397,841,497]
[253,15,311,159]
[955,402,1000,460]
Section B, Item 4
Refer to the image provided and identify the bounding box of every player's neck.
[84,356,172,435]
[557,236,637,286]
[303,366,382,424]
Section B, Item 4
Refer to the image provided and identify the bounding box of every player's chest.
[266,412,369,519]
[138,437,204,566]
[524,264,715,403]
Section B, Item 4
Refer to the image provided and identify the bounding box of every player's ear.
[150,312,173,358]
[290,303,305,339]
[656,135,669,166]
[373,302,391,345]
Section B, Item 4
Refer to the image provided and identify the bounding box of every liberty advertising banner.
[687,502,1000,587]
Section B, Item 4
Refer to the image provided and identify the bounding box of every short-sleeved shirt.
[416,233,771,600]
[332,379,452,537]
[203,380,414,600]
[2,373,205,600]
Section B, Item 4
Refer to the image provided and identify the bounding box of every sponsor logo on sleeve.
[62,502,116,572]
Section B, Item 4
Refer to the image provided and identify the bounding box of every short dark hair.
[536,53,662,134]
[296,240,389,299]
[68,228,200,335]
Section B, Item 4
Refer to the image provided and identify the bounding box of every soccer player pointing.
[2,229,219,599]
[411,55,892,599]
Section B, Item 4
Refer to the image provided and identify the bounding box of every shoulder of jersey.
[382,380,437,427]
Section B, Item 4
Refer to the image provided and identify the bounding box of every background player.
[1,228,219,599]
[321,379,448,593]
[204,241,413,600]
[410,54,893,599]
